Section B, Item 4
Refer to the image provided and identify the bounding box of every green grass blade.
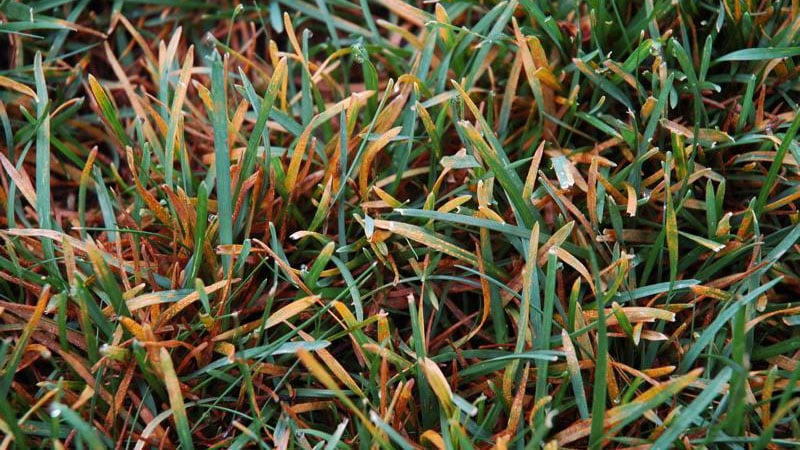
[211,50,233,272]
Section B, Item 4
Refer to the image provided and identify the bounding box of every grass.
[1,0,800,448]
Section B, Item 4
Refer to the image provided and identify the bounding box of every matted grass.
[1,0,800,448]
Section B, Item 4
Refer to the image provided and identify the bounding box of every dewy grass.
[1,0,800,448]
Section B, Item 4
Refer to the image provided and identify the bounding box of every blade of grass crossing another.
[373,219,479,269]
[555,370,702,446]
[295,349,385,444]
[235,58,286,203]
[679,277,782,372]
[755,110,800,216]
[456,120,536,228]
[50,403,107,449]
[651,368,732,449]
[451,80,539,227]
[631,73,674,192]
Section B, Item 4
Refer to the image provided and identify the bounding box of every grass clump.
[1,0,800,448]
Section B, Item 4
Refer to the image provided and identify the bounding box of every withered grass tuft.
[1,0,800,448]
